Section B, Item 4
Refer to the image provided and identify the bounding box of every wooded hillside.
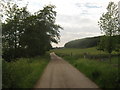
[64,35,120,48]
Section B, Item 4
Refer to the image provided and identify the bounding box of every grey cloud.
[62,26,100,35]
[84,3,102,8]
[75,3,82,7]
[57,14,93,27]
[75,3,102,8]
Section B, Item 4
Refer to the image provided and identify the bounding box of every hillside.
[64,36,101,48]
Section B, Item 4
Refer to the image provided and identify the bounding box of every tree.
[2,3,30,61]
[2,3,63,61]
[98,2,119,62]
[97,36,105,51]
[20,5,63,57]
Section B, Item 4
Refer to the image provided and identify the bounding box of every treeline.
[64,35,120,49]
[2,3,63,61]
[64,36,100,48]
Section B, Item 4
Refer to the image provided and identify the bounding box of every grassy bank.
[51,48,120,88]
[2,55,49,88]
[64,56,119,88]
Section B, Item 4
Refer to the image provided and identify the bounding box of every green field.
[51,47,118,55]
[2,55,49,88]
[51,47,120,88]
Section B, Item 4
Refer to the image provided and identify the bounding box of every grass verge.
[2,54,49,88]
[61,55,119,88]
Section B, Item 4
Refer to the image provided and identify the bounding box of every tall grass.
[2,55,49,88]
[75,59,118,88]
[62,55,119,88]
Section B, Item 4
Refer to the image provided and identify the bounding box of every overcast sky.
[17,0,119,47]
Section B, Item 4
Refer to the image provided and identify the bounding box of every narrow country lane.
[34,52,100,88]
